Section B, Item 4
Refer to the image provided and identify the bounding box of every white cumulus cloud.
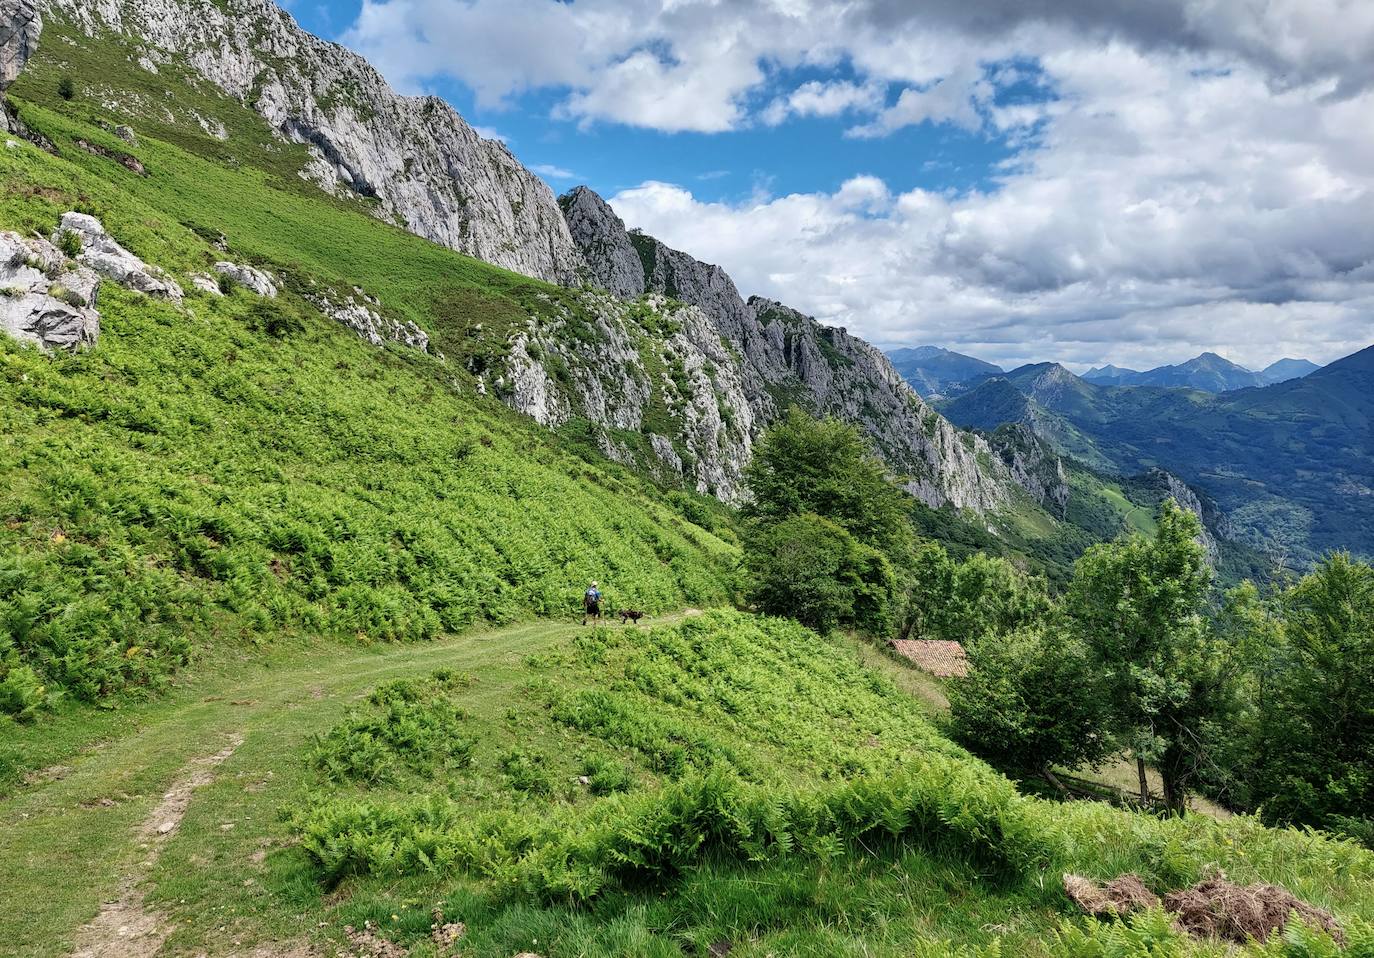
[336,0,1374,368]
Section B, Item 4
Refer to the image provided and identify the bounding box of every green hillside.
[0,95,737,716]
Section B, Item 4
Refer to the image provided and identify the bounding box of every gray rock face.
[498,289,756,498]
[989,423,1070,517]
[0,230,100,351]
[475,186,1040,512]
[44,0,582,284]
[56,211,183,301]
[214,261,277,298]
[560,186,646,299]
[1148,467,1230,564]
[0,0,40,132]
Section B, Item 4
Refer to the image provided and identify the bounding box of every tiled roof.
[890,639,969,678]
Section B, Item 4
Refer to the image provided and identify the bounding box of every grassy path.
[1,614,682,958]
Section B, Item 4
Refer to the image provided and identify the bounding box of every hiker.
[582,581,602,625]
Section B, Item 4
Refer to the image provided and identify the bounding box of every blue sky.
[284,0,1374,372]
[292,0,1027,204]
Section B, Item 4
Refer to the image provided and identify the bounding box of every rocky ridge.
[40,0,582,284]
[4,0,1056,517]
[495,186,1052,513]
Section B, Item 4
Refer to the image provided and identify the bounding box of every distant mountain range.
[885,346,1003,398]
[1083,353,1322,391]
[932,346,1374,564]
[886,346,1322,398]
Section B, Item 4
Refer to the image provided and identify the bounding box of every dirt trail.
[68,736,243,958]
[7,615,674,958]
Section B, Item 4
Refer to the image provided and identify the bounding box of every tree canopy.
[744,408,911,558]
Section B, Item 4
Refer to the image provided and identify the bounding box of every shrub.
[905,542,1051,646]
[0,664,50,721]
[57,75,76,101]
[744,408,912,557]
[948,624,1115,781]
[581,753,634,796]
[1244,554,1374,844]
[56,229,82,259]
[245,299,305,338]
[297,760,1051,902]
[310,671,475,786]
[217,272,237,295]
[499,747,552,795]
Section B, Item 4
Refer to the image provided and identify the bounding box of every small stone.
[156,821,175,834]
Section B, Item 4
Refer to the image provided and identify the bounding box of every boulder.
[0,230,100,351]
[213,261,276,298]
[189,273,222,297]
[55,212,183,301]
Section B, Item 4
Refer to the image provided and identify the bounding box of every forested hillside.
[940,356,1374,564]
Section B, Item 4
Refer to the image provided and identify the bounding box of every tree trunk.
[1042,766,1070,797]
[1160,745,1188,817]
[1136,755,1150,805]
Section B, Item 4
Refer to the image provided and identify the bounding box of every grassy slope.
[282,614,1374,958]
[0,87,738,726]
[8,611,1369,957]
[10,18,1130,587]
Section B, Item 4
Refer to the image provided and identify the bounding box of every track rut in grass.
[68,735,243,958]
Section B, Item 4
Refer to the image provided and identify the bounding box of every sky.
[285,0,1374,372]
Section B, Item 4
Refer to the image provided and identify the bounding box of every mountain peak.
[559,186,646,299]
[885,346,1002,398]
[1260,357,1322,384]
[41,0,583,284]
[1185,351,1249,371]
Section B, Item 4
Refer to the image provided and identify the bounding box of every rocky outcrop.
[560,186,646,299]
[55,212,183,301]
[43,0,581,284]
[1,0,41,132]
[214,261,276,298]
[310,289,428,352]
[0,230,100,351]
[990,423,1071,517]
[743,297,1012,511]
[1147,468,1232,564]
[189,273,221,296]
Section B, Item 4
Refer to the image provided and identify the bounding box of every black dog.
[619,609,645,626]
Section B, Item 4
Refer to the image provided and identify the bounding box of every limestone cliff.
[39,0,581,284]
[989,423,1070,518]
[0,0,40,131]
[488,186,1050,513]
